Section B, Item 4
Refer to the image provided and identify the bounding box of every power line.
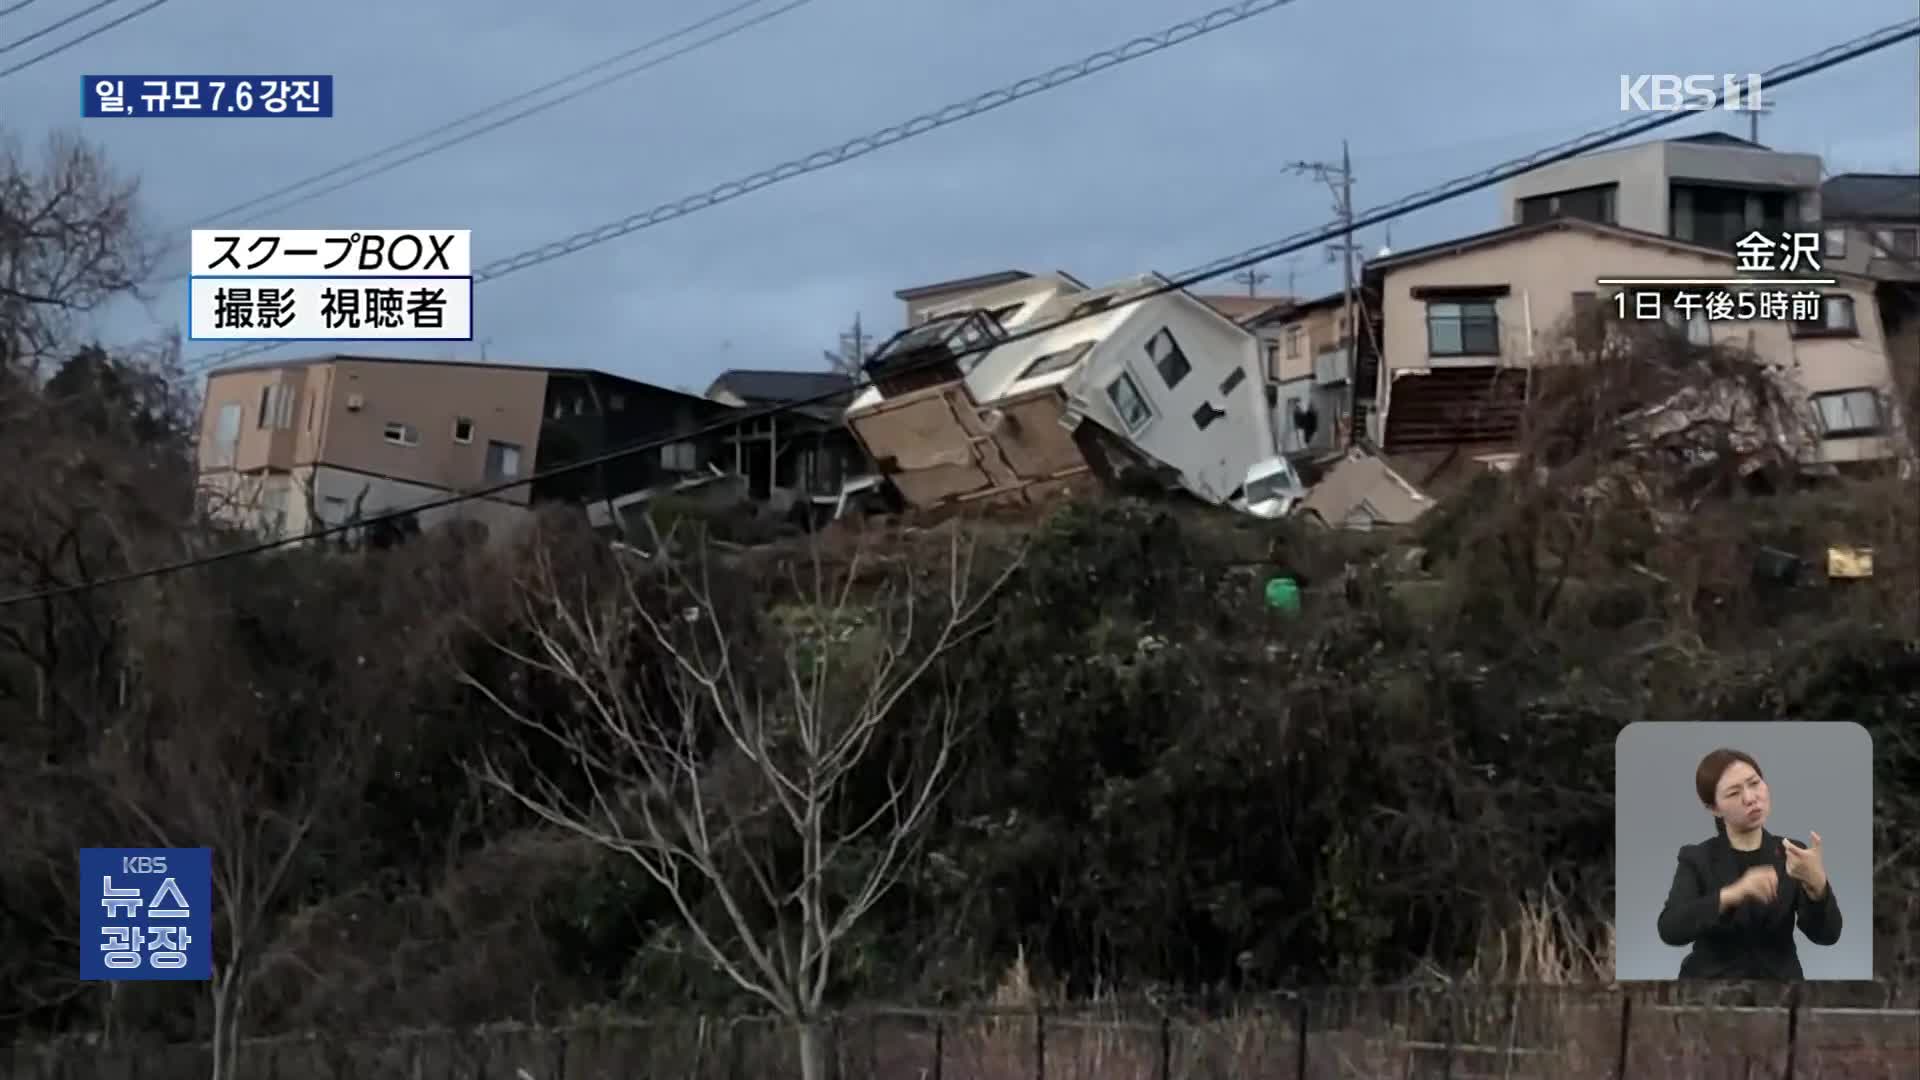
[176,0,1305,377]
[171,0,806,237]
[17,17,1911,608]
[0,0,47,19]
[0,0,172,81]
[0,0,117,56]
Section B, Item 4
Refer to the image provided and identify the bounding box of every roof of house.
[1194,294,1293,323]
[1363,216,1876,283]
[1671,132,1771,150]
[204,353,718,406]
[1822,173,1920,222]
[705,368,854,404]
[894,270,1033,301]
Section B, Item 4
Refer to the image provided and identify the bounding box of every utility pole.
[824,313,871,378]
[1231,268,1271,297]
[1287,142,1359,443]
[1740,88,1772,144]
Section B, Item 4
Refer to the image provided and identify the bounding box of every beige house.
[198,356,546,538]
[197,355,736,540]
[1365,217,1902,468]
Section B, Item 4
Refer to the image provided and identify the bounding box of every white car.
[1231,455,1306,519]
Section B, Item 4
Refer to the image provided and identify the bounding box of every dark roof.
[1671,132,1770,150]
[894,270,1031,301]
[1822,173,1920,222]
[706,368,854,404]
[203,353,716,406]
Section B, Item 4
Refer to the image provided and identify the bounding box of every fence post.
[1783,984,1801,1080]
[932,1015,943,1080]
[1033,1005,1046,1080]
[1158,1014,1172,1080]
[1614,991,1633,1080]
[1295,993,1309,1080]
[1440,989,1456,1080]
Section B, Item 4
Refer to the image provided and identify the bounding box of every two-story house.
[845,270,1277,512]
[1363,217,1901,470]
[197,355,735,539]
[1241,289,1360,461]
[1819,173,1920,281]
[703,368,875,505]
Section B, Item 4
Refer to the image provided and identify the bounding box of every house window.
[659,441,698,471]
[1791,295,1857,337]
[1264,341,1280,375]
[1286,325,1303,358]
[1810,389,1884,438]
[1068,294,1115,320]
[1219,367,1247,395]
[1105,372,1153,433]
[485,440,523,480]
[1146,328,1190,388]
[384,422,420,446]
[1426,299,1500,357]
[1570,291,1603,349]
[453,417,474,443]
[211,402,242,465]
[1661,296,1712,347]
[1518,183,1618,226]
[1876,227,1918,257]
[1017,342,1091,382]
[1823,226,1848,259]
[256,385,293,429]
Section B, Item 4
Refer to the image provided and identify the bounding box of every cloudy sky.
[5,0,1917,393]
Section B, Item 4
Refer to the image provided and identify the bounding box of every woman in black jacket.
[1655,747,1842,979]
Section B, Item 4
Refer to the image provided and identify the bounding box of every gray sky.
[6,0,1917,393]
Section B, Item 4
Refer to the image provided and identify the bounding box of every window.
[1518,183,1618,226]
[1017,342,1092,382]
[659,441,698,471]
[1285,326,1303,358]
[990,302,1025,326]
[1791,295,1857,337]
[1570,291,1603,349]
[256,384,293,429]
[1068,294,1115,320]
[383,421,420,446]
[1662,300,1712,347]
[1191,401,1226,430]
[1876,227,1919,257]
[452,417,474,443]
[1823,226,1848,259]
[1425,299,1500,356]
[1810,389,1884,438]
[1264,342,1279,376]
[1219,367,1247,395]
[1146,328,1190,388]
[1105,372,1152,433]
[484,440,522,480]
[210,402,242,465]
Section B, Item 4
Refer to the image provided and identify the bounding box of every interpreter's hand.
[1784,832,1828,896]
[1731,864,1779,905]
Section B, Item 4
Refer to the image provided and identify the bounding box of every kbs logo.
[1619,74,1765,112]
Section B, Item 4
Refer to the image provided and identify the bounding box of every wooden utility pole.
[824,314,872,378]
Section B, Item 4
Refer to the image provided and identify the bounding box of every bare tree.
[1,131,159,378]
[466,523,1018,1080]
[94,562,396,1080]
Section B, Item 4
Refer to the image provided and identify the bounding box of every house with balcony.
[196,355,736,540]
[1503,132,1822,251]
[1361,217,1901,476]
[1239,289,1363,462]
[845,271,1276,512]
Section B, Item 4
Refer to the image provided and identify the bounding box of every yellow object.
[1827,546,1873,580]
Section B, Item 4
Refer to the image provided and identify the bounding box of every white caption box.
[188,277,474,341]
[189,229,472,277]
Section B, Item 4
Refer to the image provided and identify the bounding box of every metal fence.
[9,984,1919,1079]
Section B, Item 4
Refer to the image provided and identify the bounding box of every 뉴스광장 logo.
[79,848,213,981]
[1619,73,1765,112]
